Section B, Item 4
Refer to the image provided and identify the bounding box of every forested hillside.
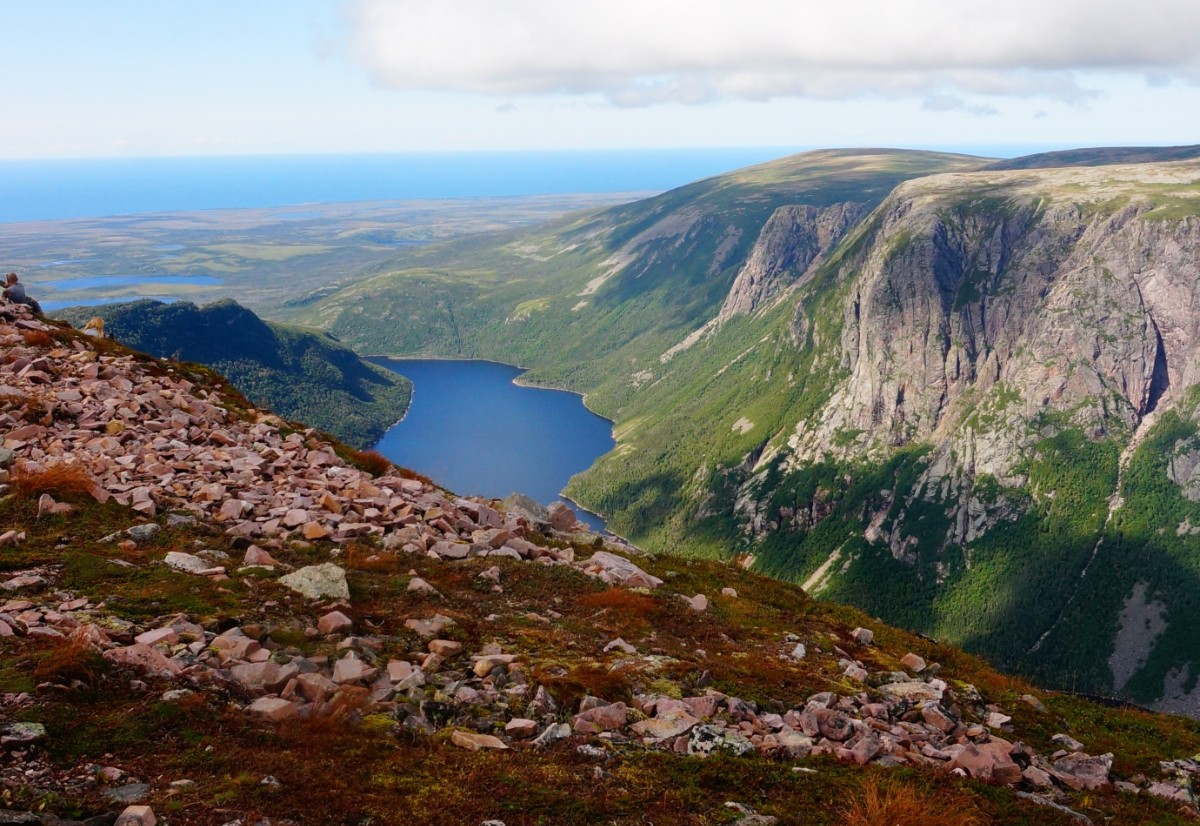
[56,299,410,447]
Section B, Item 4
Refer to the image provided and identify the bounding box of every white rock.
[278,564,349,601]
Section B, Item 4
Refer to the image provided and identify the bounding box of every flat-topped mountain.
[292,146,1200,715]
[55,298,410,448]
[985,143,1200,170]
[4,296,1200,823]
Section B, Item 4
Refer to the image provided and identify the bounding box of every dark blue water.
[0,149,807,223]
[370,358,614,532]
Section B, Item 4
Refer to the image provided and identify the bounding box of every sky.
[1,0,1198,159]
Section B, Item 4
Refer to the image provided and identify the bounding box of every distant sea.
[0,145,1056,224]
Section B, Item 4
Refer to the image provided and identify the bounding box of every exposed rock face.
[788,172,1200,471]
[1167,444,1200,501]
[719,202,867,320]
[696,161,1200,709]
[734,167,1200,542]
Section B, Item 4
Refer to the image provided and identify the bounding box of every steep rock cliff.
[718,202,868,320]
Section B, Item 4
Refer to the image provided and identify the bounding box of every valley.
[287,145,1200,714]
[5,297,1200,824]
[11,3,1200,821]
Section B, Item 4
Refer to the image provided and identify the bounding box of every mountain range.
[287,143,1200,714]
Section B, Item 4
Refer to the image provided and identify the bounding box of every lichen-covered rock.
[278,564,349,601]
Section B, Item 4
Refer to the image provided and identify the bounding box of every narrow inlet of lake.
[369,358,614,532]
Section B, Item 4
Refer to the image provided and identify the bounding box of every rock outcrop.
[719,202,867,320]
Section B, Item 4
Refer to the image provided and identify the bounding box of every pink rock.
[948,742,1022,784]
[295,672,339,703]
[428,639,463,657]
[900,653,927,673]
[243,545,279,567]
[302,522,329,540]
[849,733,882,765]
[431,540,469,559]
[405,614,455,637]
[247,696,300,722]
[546,502,578,532]
[283,508,309,528]
[1148,781,1192,803]
[230,661,299,695]
[683,594,708,612]
[844,664,869,682]
[573,702,628,734]
[134,627,179,647]
[682,696,719,720]
[332,655,377,685]
[115,805,156,826]
[1022,766,1054,788]
[505,718,539,738]
[920,702,957,734]
[103,643,183,678]
[631,708,700,740]
[27,626,64,639]
[317,610,353,635]
[1051,752,1113,791]
[986,711,1012,729]
[581,551,663,589]
[407,577,440,596]
[386,660,414,682]
[1,575,46,592]
[450,730,509,751]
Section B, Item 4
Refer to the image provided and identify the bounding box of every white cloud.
[341,0,1200,106]
[921,93,999,117]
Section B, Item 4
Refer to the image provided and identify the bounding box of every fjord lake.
[370,358,614,531]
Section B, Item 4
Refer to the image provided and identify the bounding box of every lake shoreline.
[368,356,615,532]
[366,353,616,432]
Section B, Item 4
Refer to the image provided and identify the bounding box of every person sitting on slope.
[3,272,42,315]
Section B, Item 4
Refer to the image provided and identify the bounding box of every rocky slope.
[53,299,410,449]
[717,202,868,321]
[287,146,1200,715]
[6,299,1200,823]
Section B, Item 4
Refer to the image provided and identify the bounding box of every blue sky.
[2,0,1198,159]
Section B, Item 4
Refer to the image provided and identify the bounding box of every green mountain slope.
[295,146,1200,712]
[56,299,410,448]
[289,149,984,403]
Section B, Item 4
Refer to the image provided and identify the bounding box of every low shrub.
[11,461,98,499]
[840,777,983,826]
[348,449,394,477]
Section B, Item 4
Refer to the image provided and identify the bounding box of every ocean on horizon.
[0,149,801,223]
[0,145,1050,224]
